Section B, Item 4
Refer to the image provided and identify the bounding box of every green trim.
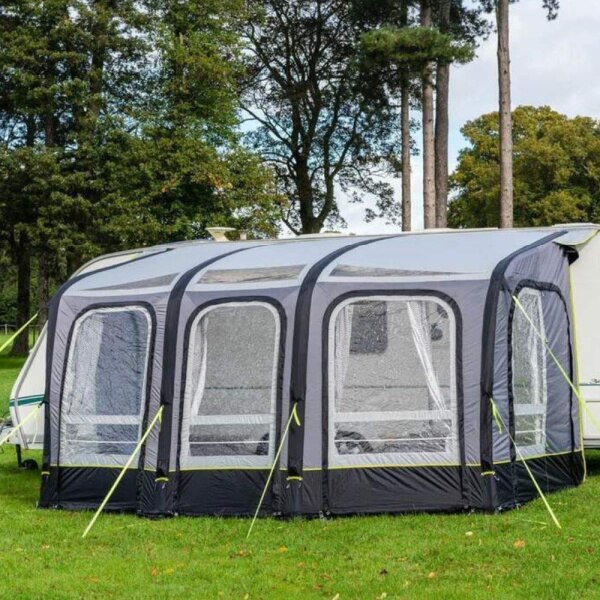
[9,394,44,407]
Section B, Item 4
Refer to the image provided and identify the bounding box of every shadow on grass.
[584,449,600,475]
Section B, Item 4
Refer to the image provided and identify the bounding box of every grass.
[1,358,600,599]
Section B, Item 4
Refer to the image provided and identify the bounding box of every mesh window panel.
[331,265,459,278]
[512,289,548,456]
[329,297,458,467]
[180,303,279,468]
[60,307,152,466]
[197,265,305,284]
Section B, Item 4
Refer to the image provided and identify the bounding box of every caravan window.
[180,302,280,468]
[511,288,548,456]
[349,301,388,354]
[328,296,459,467]
[60,306,152,466]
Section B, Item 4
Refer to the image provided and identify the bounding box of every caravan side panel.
[570,233,600,447]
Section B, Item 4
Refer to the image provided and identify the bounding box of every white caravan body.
[569,229,600,447]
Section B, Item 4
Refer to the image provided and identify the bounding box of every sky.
[338,0,600,235]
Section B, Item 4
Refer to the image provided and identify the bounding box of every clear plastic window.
[180,302,280,468]
[60,307,152,466]
[512,288,547,455]
[329,296,458,467]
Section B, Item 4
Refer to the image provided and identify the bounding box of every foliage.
[449,106,600,228]
[358,1,489,110]
[479,0,559,21]
[361,24,473,72]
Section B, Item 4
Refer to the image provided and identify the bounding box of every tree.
[123,0,282,243]
[480,0,559,228]
[448,106,600,228]
[360,1,482,229]
[0,1,68,351]
[355,0,417,231]
[0,0,280,353]
[242,0,401,234]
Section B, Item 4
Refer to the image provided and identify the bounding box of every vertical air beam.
[152,245,262,514]
[39,248,172,507]
[286,236,397,512]
[479,231,566,511]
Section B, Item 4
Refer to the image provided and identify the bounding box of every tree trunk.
[12,117,37,354]
[87,0,109,135]
[400,0,411,232]
[25,115,36,147]
[12,231,31,356]
[421,0,436,229]
[497,0,513,228]
[67,250,84,277]
[73,0,108,142]
[434,0,451,229]
[401,79,412,232]
[37,251,50,325]
[297,157,321,234]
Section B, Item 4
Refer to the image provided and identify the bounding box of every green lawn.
[1,358,600,599]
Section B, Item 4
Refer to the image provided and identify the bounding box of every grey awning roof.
[64,225,600,294]
[322,229,557,280]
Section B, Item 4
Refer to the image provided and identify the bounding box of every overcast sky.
[338,0,600,235]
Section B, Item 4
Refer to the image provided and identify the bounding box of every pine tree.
[359,1,481,229]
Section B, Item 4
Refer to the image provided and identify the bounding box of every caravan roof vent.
[207,227,236,242]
